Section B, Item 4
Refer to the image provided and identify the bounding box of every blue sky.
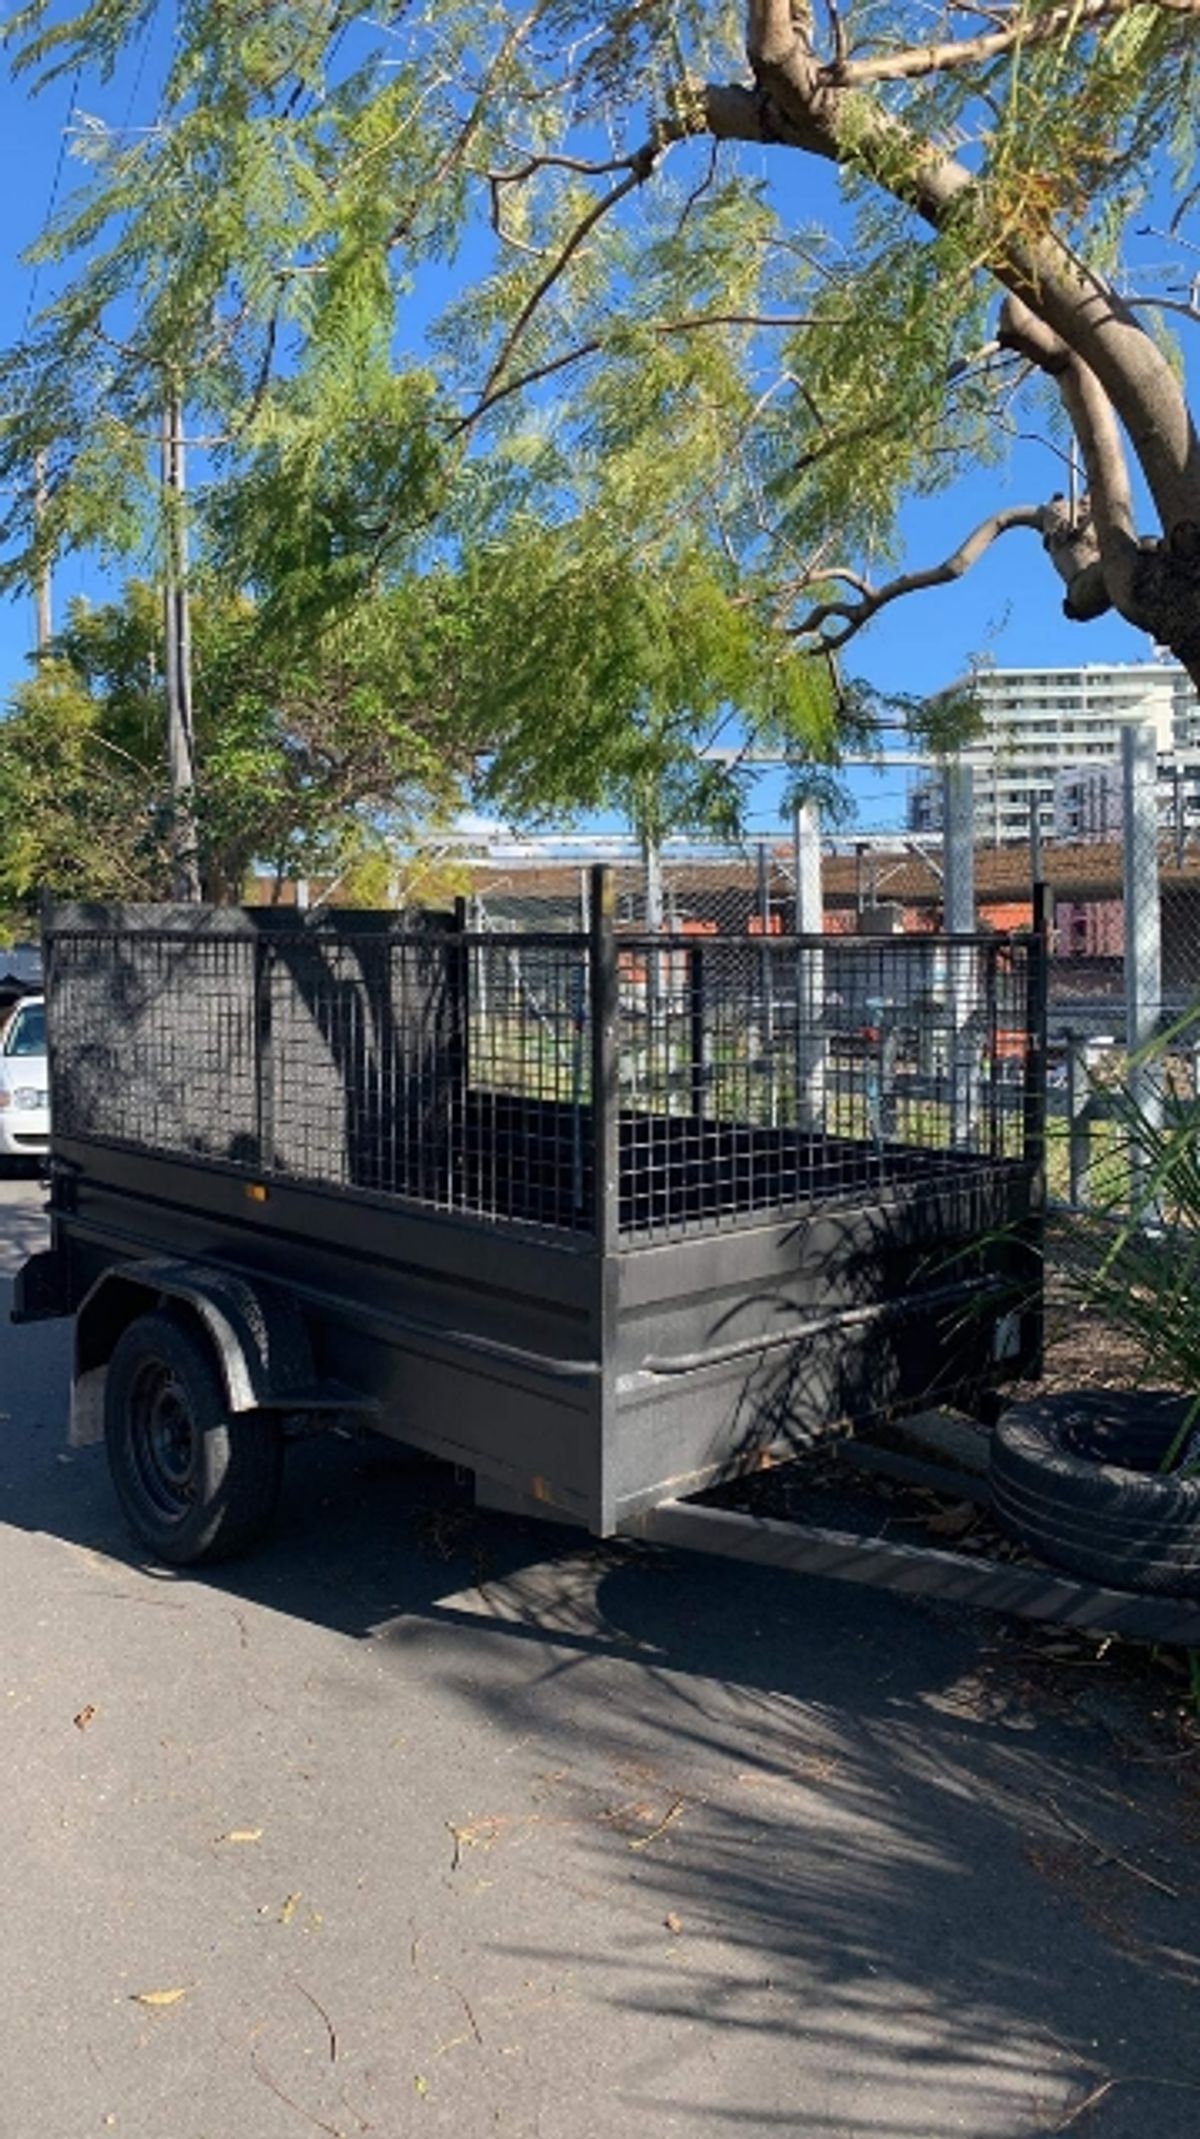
[0,41,1186,839]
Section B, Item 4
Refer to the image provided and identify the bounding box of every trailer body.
[16,886,1045,1545]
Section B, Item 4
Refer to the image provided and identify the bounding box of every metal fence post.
[643,832,663,1034]
[943,762,976,932]
[1122,721,1162,1213]
[448,897,471,1205]
[453,895,471,1093]
[688,944,706,1120]
[1024,880,1050,1175]
[943,762,977,1145]
[590,864,620,1251]
[793,802,826,1133]
[1065,1029,1090,1209]
[1021,878,1050,1376]
[758,838,777,1122]
[471,892,489,1043]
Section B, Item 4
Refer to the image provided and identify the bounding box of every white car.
[0,995,49,1165]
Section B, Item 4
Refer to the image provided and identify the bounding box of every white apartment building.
[908,659,1200,844]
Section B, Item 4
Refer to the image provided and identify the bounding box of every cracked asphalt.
[3,1173,1200,2139]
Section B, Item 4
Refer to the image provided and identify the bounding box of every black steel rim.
[127,1357,197,1524]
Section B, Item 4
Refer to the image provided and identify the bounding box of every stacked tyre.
[990,1390,1200,1597]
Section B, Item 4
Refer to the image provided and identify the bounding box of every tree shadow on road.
[6,1242,1200,2139]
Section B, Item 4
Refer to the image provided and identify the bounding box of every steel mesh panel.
[47,916,598,1236]
[461,934,594,1229]
[46,911,1032,1246]
[614,932,1032,1240]
[51,929,258,1161]
[263,931,460,1201]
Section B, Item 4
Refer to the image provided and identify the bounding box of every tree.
[0,581,471,913]
[4,0,1197,739]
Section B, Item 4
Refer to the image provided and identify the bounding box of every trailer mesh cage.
[46,890,1042,1244]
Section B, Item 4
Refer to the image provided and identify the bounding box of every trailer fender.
[70,1260,317,1448]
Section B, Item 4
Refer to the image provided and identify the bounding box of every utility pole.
[32,452,52,653]
[162,395,201,902]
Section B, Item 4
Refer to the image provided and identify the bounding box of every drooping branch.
[789,504,1047,649]
[453,311,831,435]
[828,0,1200,88]
[382,0,554,250]
[472,148,662,417]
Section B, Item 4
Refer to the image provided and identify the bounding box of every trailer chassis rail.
[622,1499,1200,1647]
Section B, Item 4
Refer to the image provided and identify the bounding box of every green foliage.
[2,0,1198,851]
[905,680,987,758]
[1060,1032,1200,1465]
[0,650,169,919]
[0,580,466,911]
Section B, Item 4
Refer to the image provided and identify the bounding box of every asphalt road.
[3,1174,1200,2139]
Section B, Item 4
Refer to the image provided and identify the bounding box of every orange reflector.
[245,1183,269,1204]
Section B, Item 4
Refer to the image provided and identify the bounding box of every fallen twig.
[1055,2072,1200,2133]
[1047,1798,1179,1898]
[628,1798,686,1851]
[453,1984,483,2046]
[295,1980,339,2063]
[251,2051,346,2137]
[1054,2076,1116,2130]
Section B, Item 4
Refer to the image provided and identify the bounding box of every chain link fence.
[460,717,1200,1214]
[995,727,1200,1212]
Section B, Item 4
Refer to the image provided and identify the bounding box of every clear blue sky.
[0,44,1184,839]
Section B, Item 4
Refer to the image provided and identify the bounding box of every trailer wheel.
[990,1391,1200,1596]
[104,1311,283,1565]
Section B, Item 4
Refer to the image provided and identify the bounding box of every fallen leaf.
[628,1799,686,1852]
[278,1892,301,1925]
[216,1828,263,1845]
[73,1705,97,1731]
[924,1501,980,1539]
[414,2074,429,2098]
[446,1815,507,1870]
[131,1987,188,2008]
[664,1912,682,1934]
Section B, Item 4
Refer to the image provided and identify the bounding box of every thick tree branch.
[999,294,1141,616]
[678,9,1200,539]
[749,2,811,72]
[789,504,1046,649]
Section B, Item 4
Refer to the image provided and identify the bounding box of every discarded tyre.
[990,1390,1200,1596]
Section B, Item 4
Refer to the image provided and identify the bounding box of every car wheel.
[990,1390,1200,1596]
[104,1311,284,1565]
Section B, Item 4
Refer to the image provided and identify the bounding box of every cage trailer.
[20,874,1177,1640]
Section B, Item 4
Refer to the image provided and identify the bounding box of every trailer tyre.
[990,1391,1200,1596]
[104,1311,283,1565]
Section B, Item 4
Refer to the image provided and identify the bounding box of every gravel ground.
[1027,1270,1160,1398]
